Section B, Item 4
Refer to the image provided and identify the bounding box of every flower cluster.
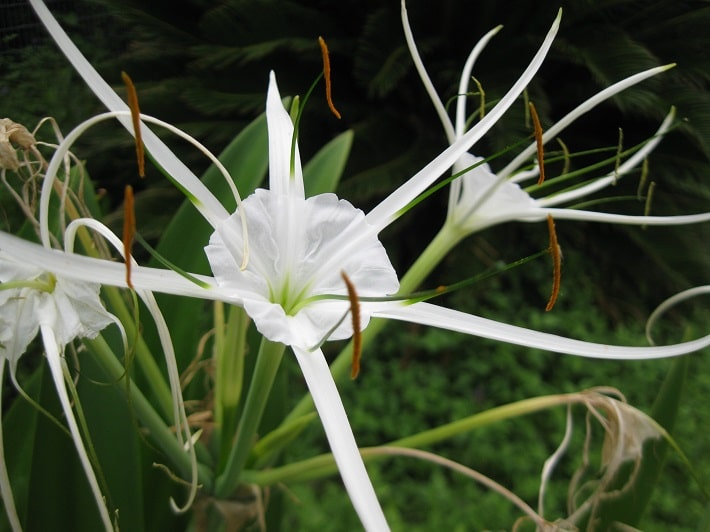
[0,1,705,531]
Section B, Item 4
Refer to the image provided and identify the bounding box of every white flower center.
[205,189,399,348]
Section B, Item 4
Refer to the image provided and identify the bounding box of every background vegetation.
[2,0,709,529]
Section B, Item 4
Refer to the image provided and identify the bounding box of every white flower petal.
[523,208,710,226]
[40,324,113,530]
[267,72,304,198]
[0,232,225,303]
[0,253,112,371]
[0,364,22,532]
[206,190,399,347]
[499,65,675,181]
[293,346,389,532]
[377,301,710,359]
[366,10,561,232]
[447,153,538,232]
[29,0,229,227]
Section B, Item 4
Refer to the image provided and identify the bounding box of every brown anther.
[545,214,562,311]
[123,185,136,289]
[318,37,341,119]
[121,72,145,177]
[435,285,447,294]
[529,102,545,185]
[341,271,361,379]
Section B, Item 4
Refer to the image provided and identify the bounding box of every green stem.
[215,338,286,498]
[84,335,213,490]
[102,285,174,418]
[61,193,174,420]
[285,224,462,421]
[248,393,573,486]
[214,304,250,468]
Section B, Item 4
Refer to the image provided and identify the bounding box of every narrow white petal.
[401,0,455,143]
[63,218,198,511]
[0,364,22,532]
[376,302,709,359]
[40,324,114,531]
[537,108,675,206]
[366,10,561,233]
[524,209,710,226]
[499,64,674,181]
[0,232,232,304]
[292,346,389,532]
[28,0,229,227]
[646,286,710,344]
[266,72,304,198]
[455,25,504,138]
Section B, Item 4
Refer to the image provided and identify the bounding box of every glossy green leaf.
[303,130,353,197]
[147,113,269,373]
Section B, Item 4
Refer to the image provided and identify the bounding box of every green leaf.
[303,130,353,197]
[250,412,318,469]
[0,366,43,531]
[147,112,269,372]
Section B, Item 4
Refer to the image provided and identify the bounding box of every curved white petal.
[376,301,709,359]
[0,364,22,532]
[29,0,229,227]
[521,208,710,226]
[536,107,676,205]
[646,286,710,344]
[455,25,504,138]
[499,64,675,181]
[40,324,114,530]
[0,232,228,303]
[292,346,389,532]
[63,218,199,511]
[401,0,455,143]
[366,10,561,233]
[267,72,304,198]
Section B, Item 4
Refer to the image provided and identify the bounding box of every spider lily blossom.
[0,253,116,531]
[402,1,710,239]
[16,1,710,530]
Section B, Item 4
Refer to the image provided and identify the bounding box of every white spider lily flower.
[205,75,400,348]
[402,2,710,237]
[0,253,115,531]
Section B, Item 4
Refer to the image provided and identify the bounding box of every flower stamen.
[122,185,135,288]
[556,137,570,177]
[318,36,341,120]
[341,271,361,379]
[636,158,649,201]
[529,101,545,185]
[643,180,656,230]
[545,214,562,311]
[121,71,145,177]
[471,76,486,120]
